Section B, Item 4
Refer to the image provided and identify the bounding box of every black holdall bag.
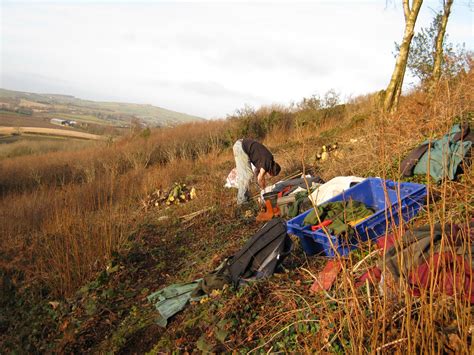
[195,218,292,295]
[227,217,292,286]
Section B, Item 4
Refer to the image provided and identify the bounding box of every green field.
[0,109,27,117]
[51,112,118,125]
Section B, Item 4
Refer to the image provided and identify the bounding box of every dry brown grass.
[243,70,473,353]
[0,69,472,352]
[0,117,242,295]
[0,137,97,160]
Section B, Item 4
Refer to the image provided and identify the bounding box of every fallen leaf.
[59,320,69,332]
[49,301,60,309]
[210,289,222,298]
[199,297,210,304]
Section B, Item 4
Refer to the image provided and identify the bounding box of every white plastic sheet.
[309,176,365,205]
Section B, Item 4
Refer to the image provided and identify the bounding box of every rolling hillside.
[0,88,204,127]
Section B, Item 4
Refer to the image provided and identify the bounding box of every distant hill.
[0,88,204,127]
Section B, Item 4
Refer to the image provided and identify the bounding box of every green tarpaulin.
[413,124,472,182]
[147,280,203,327]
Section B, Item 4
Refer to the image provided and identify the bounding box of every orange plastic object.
[310,219,333,231]
[256,199,281,222]
[310,260,343,293]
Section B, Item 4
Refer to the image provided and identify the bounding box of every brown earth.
[0,112,63,129]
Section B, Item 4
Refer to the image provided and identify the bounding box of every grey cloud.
[2,72,89,97]
[140,78,174,89]
[174,32,221,52]
[200,39,334,77]
[121,32,138,43]
[2,72,132,104]
[179,81,264,102]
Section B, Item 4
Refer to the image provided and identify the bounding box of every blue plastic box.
[286,178,427,257]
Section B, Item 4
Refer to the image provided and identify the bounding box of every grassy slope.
[53,130,472,353]
[0,73,473,353]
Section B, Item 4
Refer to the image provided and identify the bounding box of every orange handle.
[311,219,332,231]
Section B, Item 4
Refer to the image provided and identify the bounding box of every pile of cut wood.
[142,182,197,210]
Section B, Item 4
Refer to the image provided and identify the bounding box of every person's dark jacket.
[242,138,275,173]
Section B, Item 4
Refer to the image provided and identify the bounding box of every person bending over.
[233,138,281,205]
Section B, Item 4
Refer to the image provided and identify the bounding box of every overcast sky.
[1,1,472,118]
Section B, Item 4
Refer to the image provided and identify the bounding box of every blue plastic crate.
[286,178,427,257]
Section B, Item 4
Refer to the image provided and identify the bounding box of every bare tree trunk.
[383,0,423,113]
[430,0,453,90]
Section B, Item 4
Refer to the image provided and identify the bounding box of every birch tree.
[430,0,454,91]
[393,6,469,89]
[383,0,423,113]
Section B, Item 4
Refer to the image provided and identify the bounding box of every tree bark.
[383,0,423,113]
[430,0,453,90]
